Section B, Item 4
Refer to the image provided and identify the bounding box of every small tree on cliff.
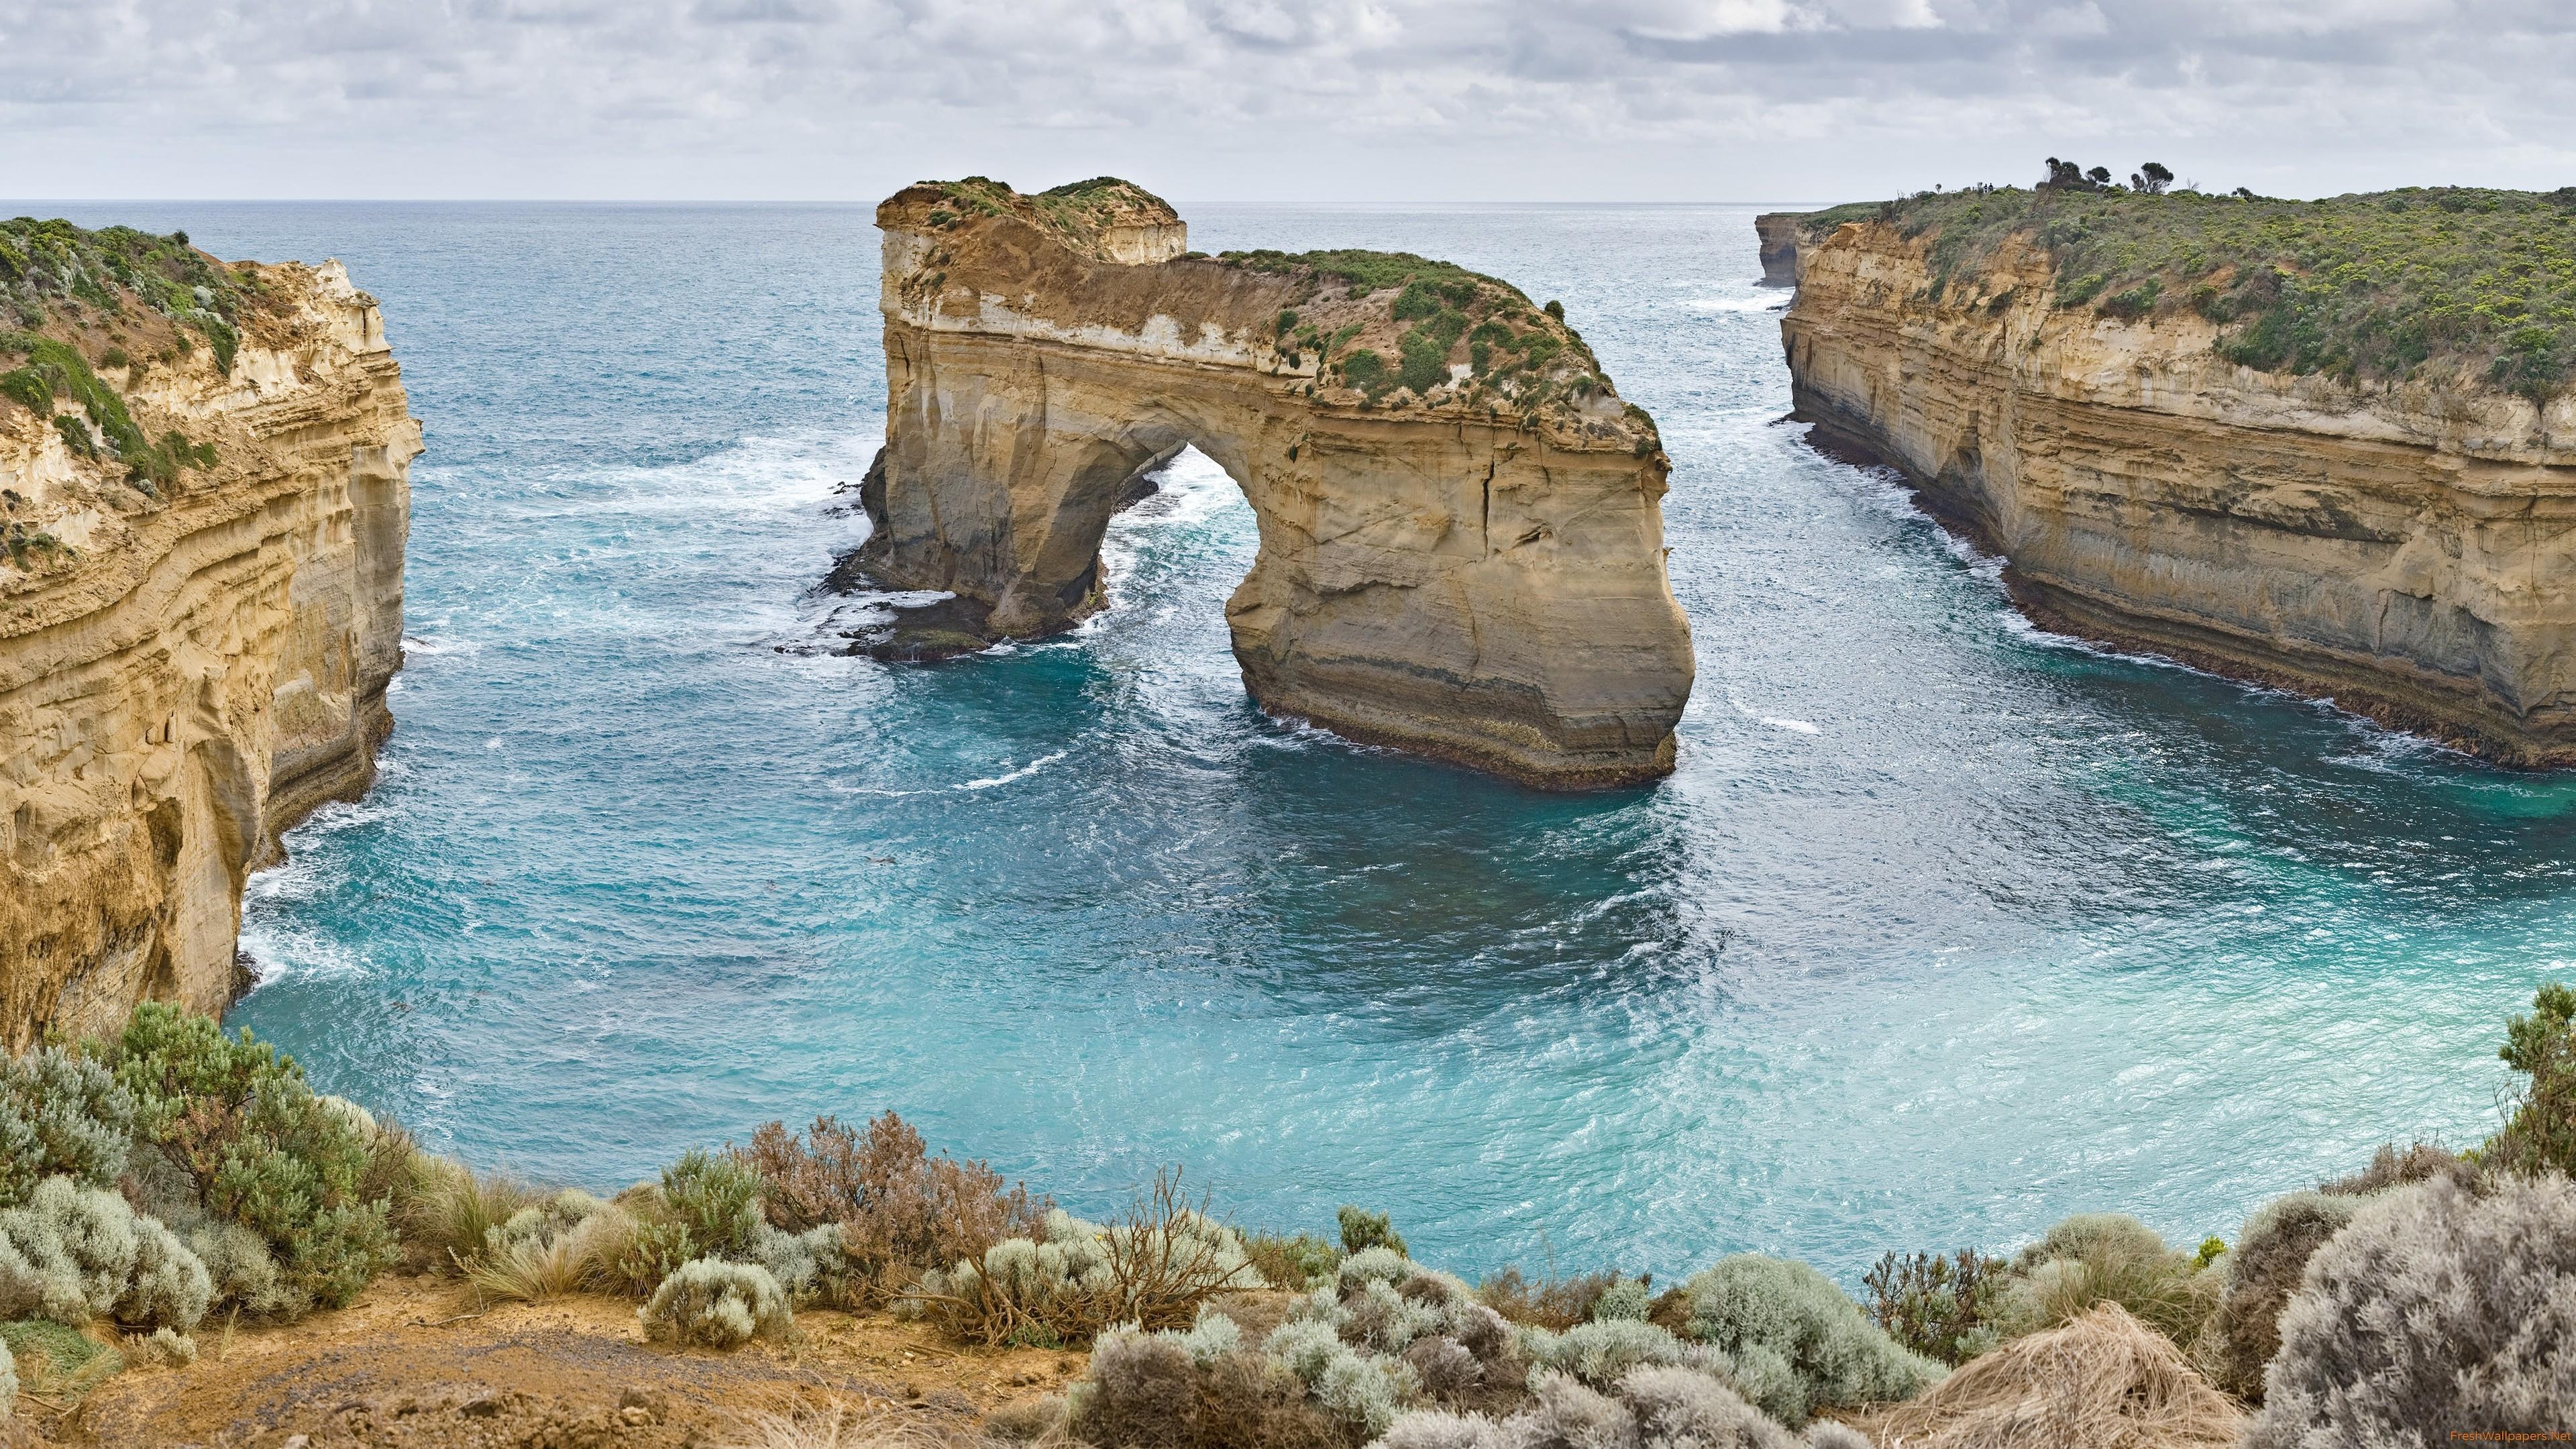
[2135,162,2174,195]
[2086,165,2114,187]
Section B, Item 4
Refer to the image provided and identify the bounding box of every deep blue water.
[34,200,2563,1286]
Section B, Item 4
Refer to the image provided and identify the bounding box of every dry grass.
[1864,1303,2243,1449]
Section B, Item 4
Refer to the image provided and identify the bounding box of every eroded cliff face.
[1782,218,2576,761]
[856,178,1694,788]
[1755,214,1803,288]
[1,240,419,1046]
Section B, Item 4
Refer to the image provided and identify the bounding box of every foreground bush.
[2247,1171,2576,1445]
[111,1003,394,1314]
[905,1173,1259,1347]
[1862,1249,2007,1366]
[735,1111,1042,1305]
[1683,1254,1944,1426]
[2481,981,2576,1177]
[0,1176,210,1332]
[1866,1302,2242,1449]
[1072,1316,1344,1449]
[0,1333,13,1419]
[1377,1364,1821,1449]
[639,1257,793,1348]
[0,1049,133,1208]
[1991,1214,2220,1351]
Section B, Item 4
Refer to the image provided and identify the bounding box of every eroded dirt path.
[24,1278,1081,1448]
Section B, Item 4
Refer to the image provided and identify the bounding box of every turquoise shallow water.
[40,200,2563,1285]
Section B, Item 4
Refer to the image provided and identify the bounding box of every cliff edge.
[853,177,1694,788]
[0,220,420,1045]
[1776,185,2576,763]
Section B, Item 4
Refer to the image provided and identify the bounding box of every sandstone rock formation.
[0,223,418,1045]
[1778,209,2576,763]
[853,177,1693,787]
[1755,213,1804,288]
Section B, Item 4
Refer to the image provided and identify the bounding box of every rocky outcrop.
[1780,215,2576,762]
[0,226,419,1045]
[853,178,1693,788]
[1755,214,1804,288]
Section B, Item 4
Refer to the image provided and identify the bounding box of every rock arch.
[851,178,1695,788]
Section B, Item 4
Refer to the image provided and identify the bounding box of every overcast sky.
[5,1,2571,206]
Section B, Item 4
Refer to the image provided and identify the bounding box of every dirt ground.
[9,1275,1085,1448]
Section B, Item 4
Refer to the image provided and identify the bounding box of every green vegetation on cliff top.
[0,217,249,374]
[1806,185,2576,400]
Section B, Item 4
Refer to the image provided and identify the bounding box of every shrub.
[2247,1172,2576,1446]
[1519,1318,1734,1389]
[2318,1139,2459,1195]
[1379,1363,1801,1449]
[2204,1191,2357,1401]
[1245,1230,1340,1291]
[826,1112,1044,1299]
[117,1214,211,1331]
[1592,1277,1653,1324]
[0,1049,133,1207]
[907,1175,1256,1348]
[2483,981,2576,1177]
[660,1149,762,1260]
[733,1116,870,1231]
[0,1317,121,1404]
[1073,1320,1340,1449]
[1480,1265,1621,1330]
[750,1222,848,1303]
[0,1334,12,1419]
[1340,350,1386,393]
[0,1175,207,1332]
[639,1257,793,1348]
[1862,1249,2007,1364]
[185,1218,302,1321]
[1994,1214,2220,1350]
[460,1201,633,1305]
[109,1003,394,1316]
[1684,1254,1944,1426]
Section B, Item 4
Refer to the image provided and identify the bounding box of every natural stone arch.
[851,178,1695,788]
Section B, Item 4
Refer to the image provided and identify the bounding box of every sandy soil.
[10,1276,1084,1448]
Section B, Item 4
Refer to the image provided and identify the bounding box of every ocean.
[42,199,2559,1285]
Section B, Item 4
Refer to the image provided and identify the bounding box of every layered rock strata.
[1,233,419,1045]
[854,178,1694,787]
[1780,217,2576,762]
[1755,213,1804,288]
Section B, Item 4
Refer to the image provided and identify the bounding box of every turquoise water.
[44,201,2563,1285]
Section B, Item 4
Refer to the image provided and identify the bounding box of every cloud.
[0,0,2569,201]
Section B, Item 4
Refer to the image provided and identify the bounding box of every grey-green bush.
[1592,1277,1653,1323]
[1684,1254,1943,1426]
[1996,1212,2221,1350]
[1375,1364,1800,1449]
[117,1213,211,1331]
[2206,1190,2360,1401]
[639,1257,792,1348]
[0,1177,209,1332]
[2247,1172,2576,1446]
[184,1217,305,1322]
[1519,1318,1735,1389]
[0,1049,133,1208]
[0,1334,13,1419]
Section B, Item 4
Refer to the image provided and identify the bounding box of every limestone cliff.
[1755,213,1804,288]
[0,221,419,1046]
[854,177,1694,788]
[1777,193,2576,763]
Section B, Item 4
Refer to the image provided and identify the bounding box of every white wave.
[1766,718,1822,735]
[956,750,1067,790]
[835,749,1073,796]
[1682,296,1790,314]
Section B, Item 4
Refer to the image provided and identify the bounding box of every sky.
[4,0,2573,206]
